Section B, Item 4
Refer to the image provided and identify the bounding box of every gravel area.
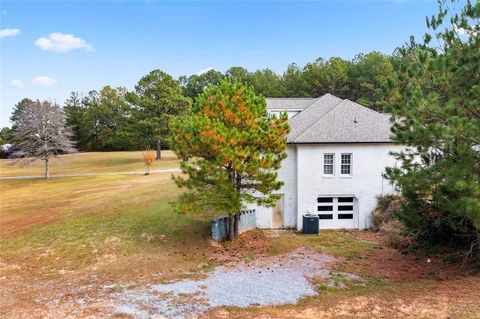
[107,249,360,319]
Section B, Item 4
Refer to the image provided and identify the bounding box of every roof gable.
[287,94,344,141]
[280,94,392,144]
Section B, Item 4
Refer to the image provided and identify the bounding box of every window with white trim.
[323,154,334,175]
[341,154,352,175]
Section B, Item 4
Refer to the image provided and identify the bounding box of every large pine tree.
[170,80,290,240]
[386,0,480,255]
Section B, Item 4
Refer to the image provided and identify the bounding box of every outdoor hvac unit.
[303,213,319,234]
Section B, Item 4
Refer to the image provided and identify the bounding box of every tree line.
[3,51,399,151]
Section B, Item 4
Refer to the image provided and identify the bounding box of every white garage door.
[316,196,357,229]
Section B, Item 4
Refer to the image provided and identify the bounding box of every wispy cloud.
[11,79,25,88]
[32,76,57,86]
[0,28,20,39]
[35,32,93,53]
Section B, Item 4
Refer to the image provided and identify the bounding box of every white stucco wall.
[249,143,403,230]
[252,145,297,228]
[294,143,403,230]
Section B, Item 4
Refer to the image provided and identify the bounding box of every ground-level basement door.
[271,194,284,228]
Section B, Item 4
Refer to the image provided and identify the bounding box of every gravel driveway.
[106,249,360,319]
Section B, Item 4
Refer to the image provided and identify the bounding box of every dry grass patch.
[0,151,179,177]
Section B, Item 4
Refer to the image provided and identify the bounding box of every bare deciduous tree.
[12,100,76,179]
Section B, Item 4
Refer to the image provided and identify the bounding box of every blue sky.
[1,0,438,127]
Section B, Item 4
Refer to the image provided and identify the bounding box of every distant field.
[0,151,179,177]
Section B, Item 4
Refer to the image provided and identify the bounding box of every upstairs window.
[323,154,334,175]
[341,154,352,175]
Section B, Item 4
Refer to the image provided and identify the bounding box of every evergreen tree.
[386,0,480,256]
[126,69,191,156]
[10,98,33,126]
[64,92,88,149]
[349,51,395,111]
[0,127,12,145]
[170,80,290,240]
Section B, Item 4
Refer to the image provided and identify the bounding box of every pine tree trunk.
[45,158,49,180]
[156,140,161,160]
[228,215,235,241]
[234,212,240,238]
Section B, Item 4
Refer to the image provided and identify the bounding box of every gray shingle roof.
[268,94,393,143]
[266,97,317,110]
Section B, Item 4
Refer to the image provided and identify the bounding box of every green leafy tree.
[225,66,251,84]
[179,69,224,99]
[349,51,395,110]
[126,69,191,157]
[170,80,290,240]
[303,57,351,98]
[249,68,284,97]
[95,86,135,150]
[281,63,310,97]
[386,0,480,256]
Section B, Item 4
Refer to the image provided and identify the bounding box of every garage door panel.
[316,196,357,229]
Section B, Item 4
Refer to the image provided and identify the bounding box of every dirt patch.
[205,276,480,319]
[0,208,64,237]
[335,231,475,282]
[211,229,273,263]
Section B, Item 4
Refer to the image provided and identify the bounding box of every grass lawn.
[0,150,179,177]
[1,151,479,318]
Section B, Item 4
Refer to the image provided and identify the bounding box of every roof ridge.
[288,94,344,141]
[292,98,347,142]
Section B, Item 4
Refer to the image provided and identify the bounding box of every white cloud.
[196,67,214,75]
[11,79,25,88]
[0,28,20,39]
[35,32,93,53]
[32,76,57,86]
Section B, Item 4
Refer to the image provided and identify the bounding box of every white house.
[250,93,403,230]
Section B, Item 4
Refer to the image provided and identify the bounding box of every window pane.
[341,165,351,175]
[338,205,354,211]
[338,197,354,203]
[341,154,352,175]
[324,165,333,174]
[341,154,351,164]
[338,214,354,219]
[318,206,333,211]
[323,154,334,174]
[318,214,333,220]
[324,154,333,164]
[317,197,333,203]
